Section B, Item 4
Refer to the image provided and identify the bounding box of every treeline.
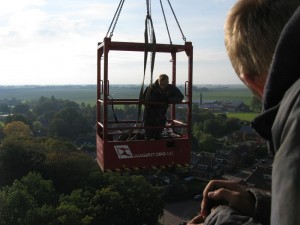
[0,140,163,225]
[1,96,95,140]
[0,97,164,225]
[191,106,242,153]
[0,95,250,225]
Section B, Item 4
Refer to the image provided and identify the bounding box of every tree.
[54,204,83,225]
[43,138,78,153]
[192,111,216,124]
[50,173,163,225]
[197,131,217,153]
[32,120,46,136]
[0,138,46,186]
[251,96,262,112]
[105,174,164,225]
[33,97,62,115]
[0,125,4,140]
[81,104,96,129]
[49,107,89,139]
[90,188,128,225]
[11,172,57,205]
[0,103,10,114]
[49,118,69,138]
[38,110,57,127]
[5,113,32,126]
[203,119,224,137]
[0,172,57,225]
[58,189,94,224]
[0,135,164,225]
[3,121,32,138]
[224,118,241,134]
[42,151,98,193]
[12,103,30,114]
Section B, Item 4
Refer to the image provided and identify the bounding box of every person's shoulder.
[283,78,300,102]
[167,84,177,89]
[167,84,181,92]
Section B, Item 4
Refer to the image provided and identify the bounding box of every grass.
[0,84,254,107]
[0,85,96,105]
[192,85,253,105]
[226,112,258,122]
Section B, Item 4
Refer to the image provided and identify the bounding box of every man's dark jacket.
[143,79,183,138]
[204,6,300,225]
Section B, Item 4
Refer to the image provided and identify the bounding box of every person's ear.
[240,73,265,98]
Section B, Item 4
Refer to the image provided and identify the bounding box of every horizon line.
[0,83,245,87]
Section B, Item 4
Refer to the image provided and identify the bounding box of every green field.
[0,85,97,105]
[192,85,253,105]
[0,84,253,106]
[225,112,258,122]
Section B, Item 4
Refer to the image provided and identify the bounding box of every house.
[191,152,223,179]
[220,100,250,112]
[244,166,271,190]
[230,124,262,142]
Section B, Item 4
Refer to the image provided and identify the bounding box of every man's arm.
[203,205,263,225]
[167,85,184,103]
[201,180,255,218]
[270,84,300,225]
[198,180,271,225]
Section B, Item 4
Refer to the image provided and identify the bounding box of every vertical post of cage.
[103,37,111,142]
[171,51,177,121]
[185,42,193,138]
[97,43,103,138]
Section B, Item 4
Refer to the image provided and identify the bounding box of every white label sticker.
[114,145,133,159]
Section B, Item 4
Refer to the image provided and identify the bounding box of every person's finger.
[207,187,255,217]
[201,180,245,216]
[207,188,238,204]
[187,214,205,225]
[204,180,244,195]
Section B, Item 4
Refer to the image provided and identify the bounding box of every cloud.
[0,0,242,85]
[0,1,47,44]
[0,1,116,85]
[0,0,46,16]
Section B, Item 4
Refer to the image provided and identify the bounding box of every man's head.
[225,0,300,98]
[158,74,169,90]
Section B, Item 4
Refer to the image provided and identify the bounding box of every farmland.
[225,112,258,122]
[0,84,253,106]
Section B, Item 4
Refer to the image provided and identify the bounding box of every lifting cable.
[104,0,186,139]
[136,0,156,132]
[145,3,156,86]
[104,0,128,140]
[166,0,186,42]
[105,0,125,38]
[159,0,172,44]
[108,95,133,141]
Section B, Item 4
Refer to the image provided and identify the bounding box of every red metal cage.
[96,37,193,172]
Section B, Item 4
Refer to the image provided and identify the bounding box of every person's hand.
[187,214,204,225]
[200,180,255,219]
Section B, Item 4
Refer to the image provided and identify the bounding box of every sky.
[0,0,242,85]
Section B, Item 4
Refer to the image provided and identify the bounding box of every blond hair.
[225,0,300,80]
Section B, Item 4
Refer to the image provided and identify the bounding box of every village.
[158,119,272,225]
[157,98,272,224]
